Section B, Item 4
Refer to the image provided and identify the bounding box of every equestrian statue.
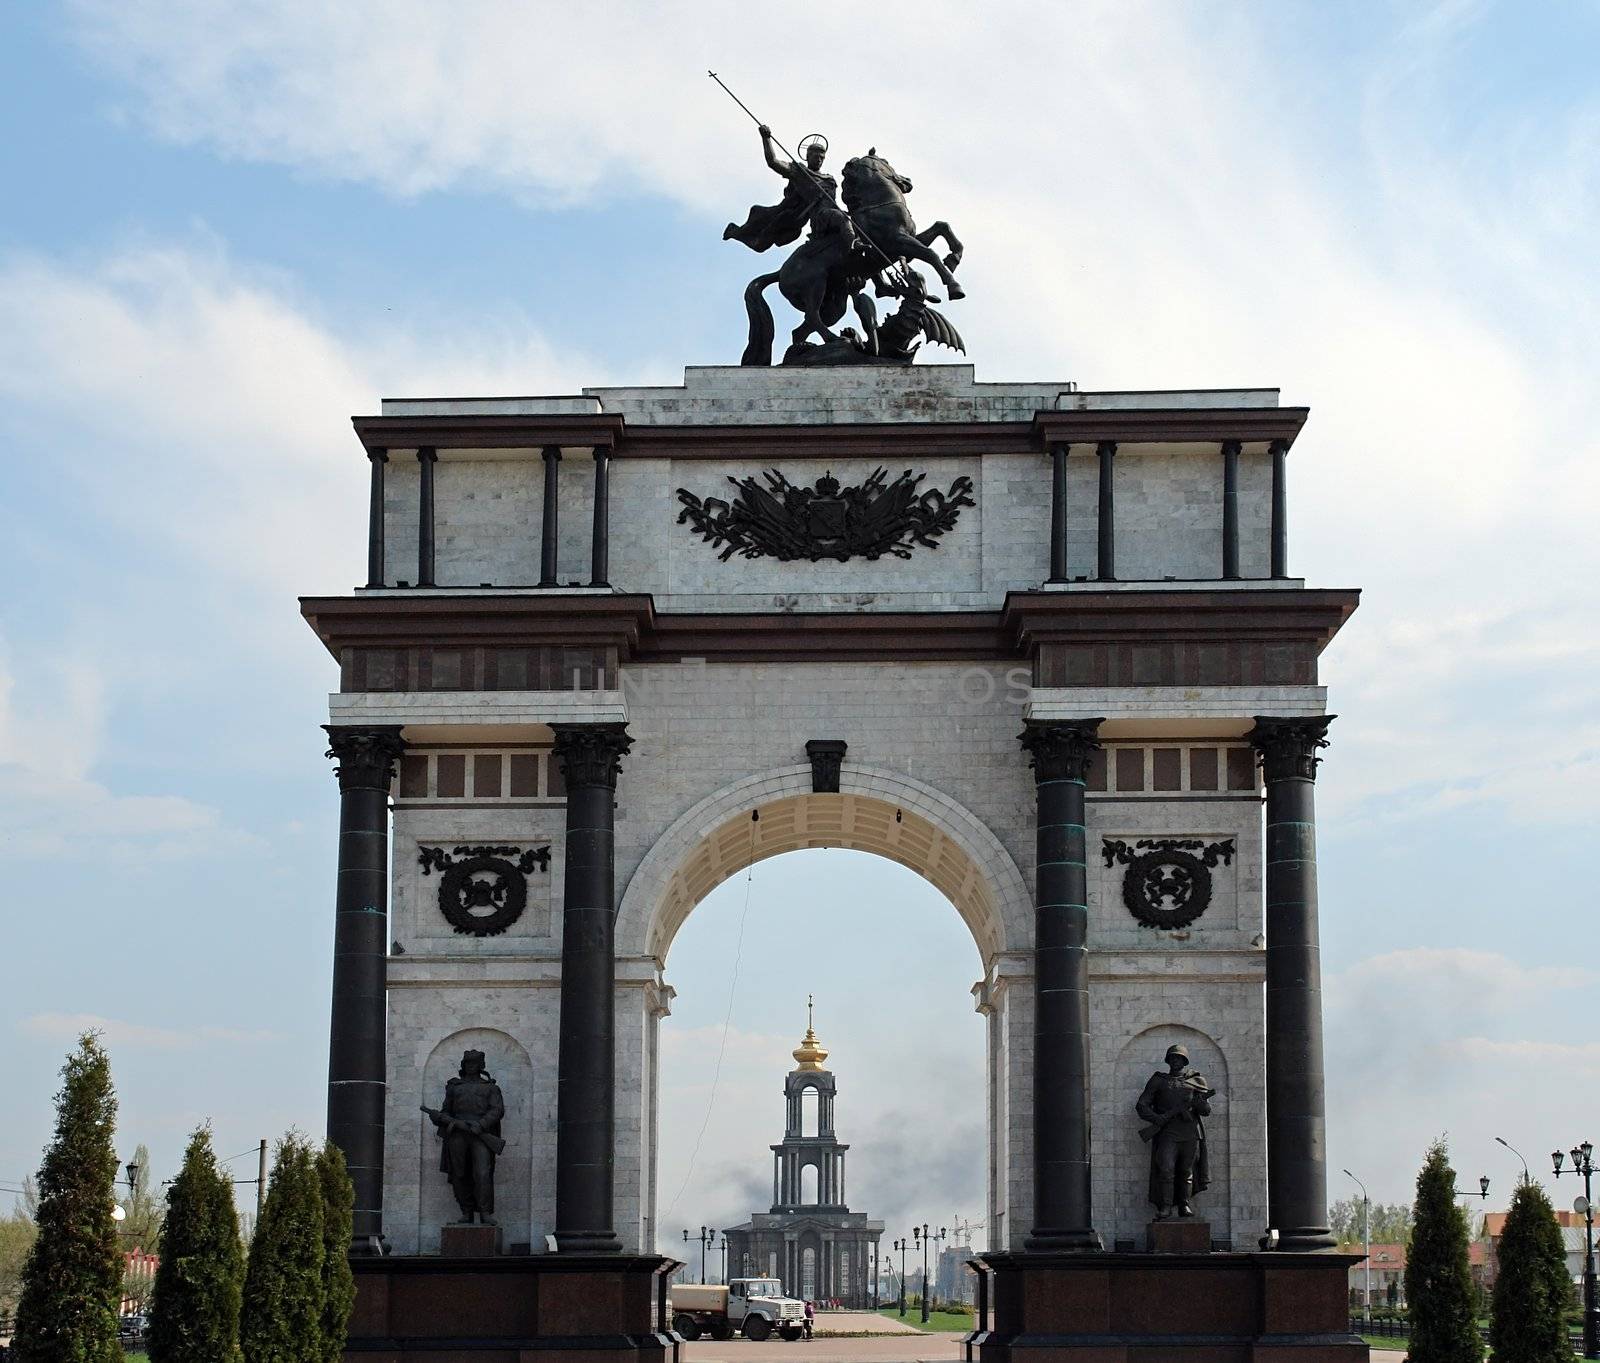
[712,73,967,367]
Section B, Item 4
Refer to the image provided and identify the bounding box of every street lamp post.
[1553,1142,1597,1360]
[1495,1136,1530,1185]
[893,1237,909,1316]
[913,1224,946,1324]
[872,1240,879,1309]
[1342,1170,1371,1329]
[718,1234,728,1285]
[682,1226,716,1285]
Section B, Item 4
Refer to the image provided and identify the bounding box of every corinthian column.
[1019,718,1104,1251]
[323,724,406,1253]
[551,721,633,1252]
[1248,714,1337,1251]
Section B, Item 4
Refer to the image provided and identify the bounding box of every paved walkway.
[686,1336,1403,1363]
[685,1333,961,1363]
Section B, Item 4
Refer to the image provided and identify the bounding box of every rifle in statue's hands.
[420,1105,507,1156]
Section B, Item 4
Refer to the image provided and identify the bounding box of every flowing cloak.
[1136,1069,1211,1207]
[726,165,840,252]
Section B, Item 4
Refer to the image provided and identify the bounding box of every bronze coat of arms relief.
[675,466,975,562]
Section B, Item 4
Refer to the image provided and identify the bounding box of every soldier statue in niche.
[422,1049,506,1224]
[1135,1043,1217,1220]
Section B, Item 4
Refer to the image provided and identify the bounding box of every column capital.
[416,445,437,462]
[542,443,562,463]
[1247,714,1334,782]
[551,722,633,789]
[1018,718,1103,783]
[323,725,406,792]
[1220,438,1243,457]
[367,446,388,463]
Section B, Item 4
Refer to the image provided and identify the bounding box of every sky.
[1,1,1597,1244]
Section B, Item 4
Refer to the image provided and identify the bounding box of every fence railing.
[1350,1317,1584,1351]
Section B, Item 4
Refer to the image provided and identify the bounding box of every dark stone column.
[1248,715,1337,1252]
[590,446,611,587]
[416,446,437,587]
[1019,718,1104,1252]
[1221,439,1240,580]
[1270,439,1289,578]
[366,448,387,588]
[1047,442,1069,584]
[540,445,562,587]
[1095,442,1116,581]
[551,721,633,1252]
[323,725,406,1253]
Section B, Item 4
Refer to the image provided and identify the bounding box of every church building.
[721,1012,884,1306]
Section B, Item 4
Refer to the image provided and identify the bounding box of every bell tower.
[772,998,847,1210]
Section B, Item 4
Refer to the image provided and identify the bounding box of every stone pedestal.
[1147,1219,1212,1254]
[966,1251,1367,1362]
[439,1223,502,1258]
[346,1253,680,1362]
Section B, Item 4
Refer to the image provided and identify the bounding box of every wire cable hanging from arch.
[660,809,759,1224]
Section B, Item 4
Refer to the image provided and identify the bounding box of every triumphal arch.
[305,362,1362,1358]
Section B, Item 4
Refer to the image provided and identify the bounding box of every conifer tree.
[1490,1179,1570,1363]
[147,1126,244,1363]
[10,1033,123,1363]
[1405,1136,1482,1363]
[240,1135,325,1363]
[314,1141,355,1363]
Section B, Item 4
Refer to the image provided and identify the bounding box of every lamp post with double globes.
[893,1237,910,1316]
[913,1224,946,1324]
[1553,1142,1597,1360]
[683,1226,716,1285]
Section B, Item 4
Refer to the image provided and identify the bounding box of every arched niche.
[1111,1024,1232,1246]
[416,1029,534,1253]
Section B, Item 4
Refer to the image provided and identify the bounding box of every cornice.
[348,407,1308,461]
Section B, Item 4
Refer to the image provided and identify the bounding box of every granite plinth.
[966,1251,1366,1363]
[345,1253,680,1363]
[1147,1220,1212,1254]
[440,1224,502,1258]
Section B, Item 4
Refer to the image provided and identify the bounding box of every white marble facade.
[351,367,1325,1257]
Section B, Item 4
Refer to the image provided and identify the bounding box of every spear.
[707,70,909,286]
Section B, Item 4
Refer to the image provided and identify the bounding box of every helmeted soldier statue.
[422,1049,506,1224]
[1135,1043,1217,1220]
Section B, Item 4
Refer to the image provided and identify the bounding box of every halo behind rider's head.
[798,133,828,169]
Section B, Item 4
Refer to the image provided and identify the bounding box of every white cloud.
[0,644,239,860]
[0,239,610,855]
[1326,948,1598,1202]
[21,1012,280,1049]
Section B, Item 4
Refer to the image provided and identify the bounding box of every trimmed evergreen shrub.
[240,1135,325,1363]
[1490,1180,1570,1363]
[147,1126,243,1363]
[314,1142,355,1363]
[1405,1136,1482,1363]
[10,1032,123,1363]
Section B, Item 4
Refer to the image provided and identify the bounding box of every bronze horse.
[742,151,965,365]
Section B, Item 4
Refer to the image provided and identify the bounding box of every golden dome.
[792,995,829,1071]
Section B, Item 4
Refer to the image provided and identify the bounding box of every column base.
[347,1253,679,1361]
[1025,1229,1105,1253]
[553,1230,625,1254]
[967,1250,1366,1362]
[1275,1230,1340,1253]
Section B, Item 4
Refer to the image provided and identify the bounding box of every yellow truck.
[668,1278,807,1341]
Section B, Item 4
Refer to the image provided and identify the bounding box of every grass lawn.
[878,1306,974,1333]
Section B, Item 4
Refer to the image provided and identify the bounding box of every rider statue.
[725,127,853,259]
